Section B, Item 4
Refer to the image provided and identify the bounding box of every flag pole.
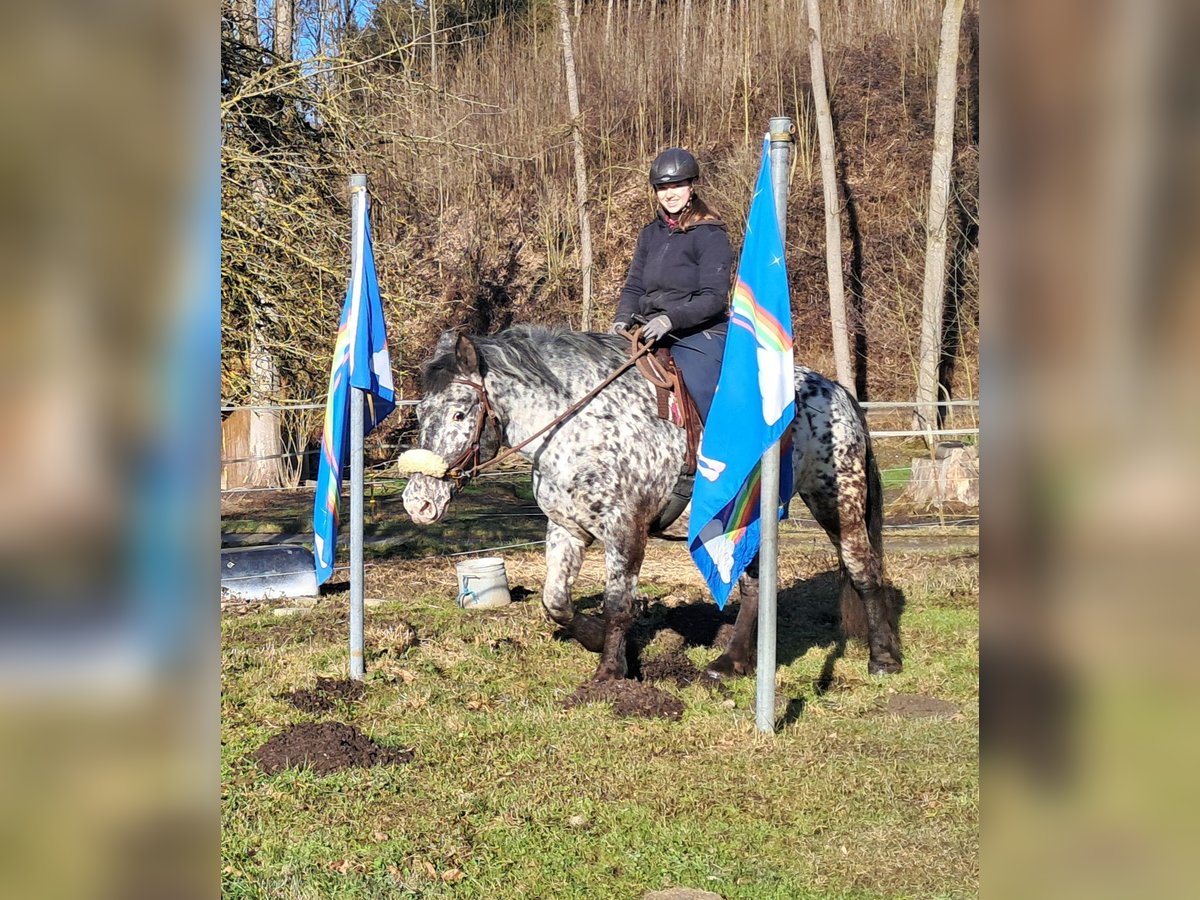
[348,173,367,681]
[756,118,794,734]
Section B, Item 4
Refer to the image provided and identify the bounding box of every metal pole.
[756,117,794,734]
[349,174,367,680]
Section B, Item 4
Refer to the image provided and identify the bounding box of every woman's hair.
[677,192,721,230]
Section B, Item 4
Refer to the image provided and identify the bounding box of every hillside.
[221,0,979,443]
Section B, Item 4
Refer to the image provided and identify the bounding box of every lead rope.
[459,332,653,480]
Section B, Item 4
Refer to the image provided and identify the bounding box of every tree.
[274,0,294,59]
[914,0,967,441]
[555,0,595,329]
[804,0,854,394]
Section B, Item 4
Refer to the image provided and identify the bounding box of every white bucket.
[455,557,511,610]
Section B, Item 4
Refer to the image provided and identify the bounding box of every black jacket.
[614,215,733,334]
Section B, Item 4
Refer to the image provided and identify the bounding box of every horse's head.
[402,330,502,524]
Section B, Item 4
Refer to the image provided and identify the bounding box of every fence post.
[349,174,367,681]
[756,117,794,734]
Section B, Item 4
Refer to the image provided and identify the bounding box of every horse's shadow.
[564,569,906,687]
[633,570,843,668]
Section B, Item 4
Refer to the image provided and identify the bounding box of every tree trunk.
[241,0,292,489]
[556,0,595,329]
[273,0,294,60]
[429,0,439,90]
[914,0,966,441]
[244,316,287,488]
[233,0,260,48]
[804,0,854,395]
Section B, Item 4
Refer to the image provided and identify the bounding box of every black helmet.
[649,148,699,186]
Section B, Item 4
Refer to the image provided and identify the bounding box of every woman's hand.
[641,314,672,344]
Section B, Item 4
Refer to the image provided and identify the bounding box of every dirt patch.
[564,680,684,721]
[884,694,959,719]
[640,651,704,688]
[252,722,414,775]
[277,677,366,714]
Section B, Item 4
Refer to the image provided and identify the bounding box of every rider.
[611,147,732,423]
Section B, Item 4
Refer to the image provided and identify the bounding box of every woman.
[611,147,732,423]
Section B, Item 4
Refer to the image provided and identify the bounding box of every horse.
[401,325,902,682]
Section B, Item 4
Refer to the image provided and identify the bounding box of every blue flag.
[688,138,796,608]
[312,190,396,584]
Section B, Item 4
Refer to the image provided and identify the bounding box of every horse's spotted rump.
[404,328,901,681]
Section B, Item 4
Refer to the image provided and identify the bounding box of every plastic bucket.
[455,557,511,609]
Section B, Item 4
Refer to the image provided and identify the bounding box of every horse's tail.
[839,398,890,644]
[864,423,884,563]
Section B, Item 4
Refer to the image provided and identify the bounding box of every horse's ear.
[433,329,459,359]
[454,334,480,377]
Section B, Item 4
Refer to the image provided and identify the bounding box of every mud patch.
[277,677,366,714]
[884,693,959,719]
[564,680,684,721]
[252,722,414,774]
[640,651,704,688]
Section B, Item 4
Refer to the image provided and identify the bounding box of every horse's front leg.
[592,531,647,681]
[541,521,603,652]
[706,556,759,679]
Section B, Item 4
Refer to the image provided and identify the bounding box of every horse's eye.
[453,411,466,422]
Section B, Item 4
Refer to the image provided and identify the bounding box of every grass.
[221,532,978,898]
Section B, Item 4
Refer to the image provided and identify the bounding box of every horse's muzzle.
[402,474,452,524]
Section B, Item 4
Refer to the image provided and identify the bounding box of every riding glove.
[610,321,630,335]
[641,314,672,344]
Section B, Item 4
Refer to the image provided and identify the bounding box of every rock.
[643,890,725,900]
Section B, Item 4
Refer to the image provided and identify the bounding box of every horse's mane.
[423,325,625,397]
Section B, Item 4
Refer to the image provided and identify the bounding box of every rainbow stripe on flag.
[688,138,796,608]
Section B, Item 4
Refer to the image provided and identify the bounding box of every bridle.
[432,336,654,487]
[440,377,501,485]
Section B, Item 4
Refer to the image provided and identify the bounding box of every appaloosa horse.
[402,325,901,681]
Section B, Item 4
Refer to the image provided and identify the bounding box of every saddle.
[631,345,704,476]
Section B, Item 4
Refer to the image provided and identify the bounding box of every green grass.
[881,467,912,490]
[222,541,978,898]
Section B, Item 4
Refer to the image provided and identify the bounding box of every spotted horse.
[401,325,902,682]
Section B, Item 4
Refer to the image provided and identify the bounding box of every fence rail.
[219,398,979,493]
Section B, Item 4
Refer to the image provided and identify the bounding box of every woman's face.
[655,180,693,216]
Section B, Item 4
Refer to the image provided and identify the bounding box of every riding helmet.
[649,148,700,186]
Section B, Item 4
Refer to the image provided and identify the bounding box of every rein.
[445,334,653,484]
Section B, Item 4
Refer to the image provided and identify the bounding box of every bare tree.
[913,0,966,440]
[273,0,294,59]
[238,0,299,489]
[556,0,595,329]
[232,0,260,47]
[804,0,854,394]
[429,0,439,90]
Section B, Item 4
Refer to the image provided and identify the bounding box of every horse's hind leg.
[837,520,902,675]
[542,521,604,653]
[592,530,647,682]
[706,556,759,679]
[803,480,902,675]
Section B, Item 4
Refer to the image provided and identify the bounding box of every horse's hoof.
[868,658,902,676]
[592,662,627,683]
[706,653,753,680]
